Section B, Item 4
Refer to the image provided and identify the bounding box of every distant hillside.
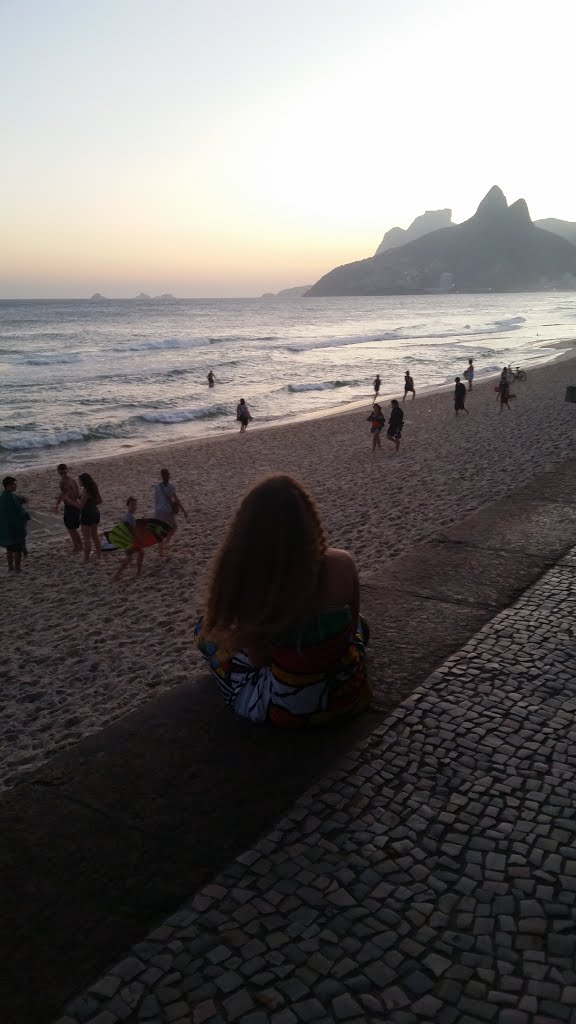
[307,187,576,296]
[535,218,576,247]
[375,209,453,254]
[261,285,312,299]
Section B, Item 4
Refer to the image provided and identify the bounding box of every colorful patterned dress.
[194,608,371,728]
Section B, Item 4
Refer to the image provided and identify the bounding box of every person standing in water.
[464,359,475,392]
[454,377,468,416]
[154,468,188,548]
[386,400,404,451]
[236,399,252,432]
[373,374,381,398]
[403,370,415,402]
[367,403,385,451]
[0,476,30,573]
[207,370,215,388]
[52,463,82,552]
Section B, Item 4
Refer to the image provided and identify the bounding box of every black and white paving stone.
[55,548,576,1024]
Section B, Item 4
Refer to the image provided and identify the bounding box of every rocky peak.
[473,185,508,220]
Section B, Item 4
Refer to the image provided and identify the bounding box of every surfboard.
[104,517,171,551]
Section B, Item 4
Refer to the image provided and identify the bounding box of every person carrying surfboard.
[154,468,188,549]
[114,497,145,579]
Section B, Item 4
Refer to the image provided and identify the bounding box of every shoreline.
[11,341,576,484]
[2,352,576,789]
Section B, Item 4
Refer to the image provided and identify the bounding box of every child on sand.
[386,400,404,451]
[115,497,145,579]
[367,403,385,451]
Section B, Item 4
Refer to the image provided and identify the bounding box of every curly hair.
[204,475,328,648]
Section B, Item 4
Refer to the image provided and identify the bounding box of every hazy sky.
[1,0,575,298]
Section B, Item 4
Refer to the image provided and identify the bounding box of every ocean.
[1,293,575,470]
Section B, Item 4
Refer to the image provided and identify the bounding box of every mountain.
[134,292,152,300]
[261,285,312,299]
[307,187,576,296]
[535,218,576,247]
[375,209,454,255]
[89,292,107,300]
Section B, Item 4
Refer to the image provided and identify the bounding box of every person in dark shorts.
[0,476,30,573]
[53,464,82,552]
[236,398,252,432]
[454,376,468,416]
[207,370,215,388]
[403,370,415,402]
[373,374,381,398]
[67,472,103,563]
[367,403,385,451]
[386,399,404,451]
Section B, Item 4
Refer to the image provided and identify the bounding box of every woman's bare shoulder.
[324,547,358,574]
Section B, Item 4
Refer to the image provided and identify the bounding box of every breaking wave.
[286,380,358,393]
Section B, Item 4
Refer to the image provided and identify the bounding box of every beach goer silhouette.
[193,474,371,727]
[386,399,404,451]
[499,366,511,412]
[454,377,469,416]
[115,497,145,579]
[236,398,252,432]
[0,476,30,573]
[154,468,188,550]
[464,359,474,392]
[367,403,385,451]
[403,370,415,402]
[73,473,103,563]
[373,374,381,398]
[207,370,215,388]
[52,463,82,552]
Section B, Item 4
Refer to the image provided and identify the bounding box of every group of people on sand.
[0,465,187,576]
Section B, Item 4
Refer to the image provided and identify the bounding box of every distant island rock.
[261,285,312,299]
[375,209,454,255]
[154,293,176,302]
[134,292,152,300]
[89,292,107,300]
[307,186,576,296]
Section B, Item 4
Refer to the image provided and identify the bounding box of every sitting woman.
[194,475,371,728]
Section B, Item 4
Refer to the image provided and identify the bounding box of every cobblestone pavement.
[56,548,576,1024]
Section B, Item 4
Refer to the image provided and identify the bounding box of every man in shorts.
[403,370,415,402]
[386,399,404,452]
[53,464,82,551]
[373,374,382,398]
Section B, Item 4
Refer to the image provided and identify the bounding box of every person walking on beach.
[154,468,188,548]
[207,370,215,388]
[454,377,468,416]
[403,371,415,402]
[373,374,381,398]
[0,476,30,574]
[236,399,252,432]
[464,359,474,392]
[386,399,404,451]
[498,366,511,412]
[52,463,82,552]
[115,497,145,579]
[367,403,385,451]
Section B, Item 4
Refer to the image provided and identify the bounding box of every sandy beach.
[2,353,576,790]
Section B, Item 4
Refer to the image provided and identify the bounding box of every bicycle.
[509,365,527,383]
